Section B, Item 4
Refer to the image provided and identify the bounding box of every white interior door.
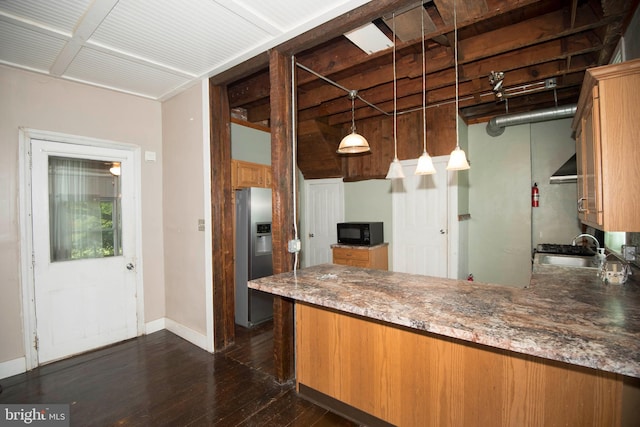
[31,139,138,364]
[304,179,344,267]
[392,158,451,277]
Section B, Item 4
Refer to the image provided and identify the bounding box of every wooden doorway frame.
[208,0,418,383]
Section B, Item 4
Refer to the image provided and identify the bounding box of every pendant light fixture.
[415,1,436,175]
[386,12,405,180]
[446,0,470,171]
[337,90,370,154]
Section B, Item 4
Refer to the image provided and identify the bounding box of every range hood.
[549,154,577,184]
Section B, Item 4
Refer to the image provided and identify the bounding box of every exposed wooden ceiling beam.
[225,0,635,127]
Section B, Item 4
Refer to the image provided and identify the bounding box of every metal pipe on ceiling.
[485,104,577,137]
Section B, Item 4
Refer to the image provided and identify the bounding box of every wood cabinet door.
[236,161,264,187]
[232,160,271,189]
[582,96,602,227]
[262,164,272,188]
[575,124,587,221]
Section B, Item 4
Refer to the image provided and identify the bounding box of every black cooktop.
[536,244,595,256]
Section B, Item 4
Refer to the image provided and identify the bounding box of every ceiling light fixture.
[337,90,371,154]
[415,1,436,176]
[446,0,470,171]
[386,12,405,180]
[109,162,121,176]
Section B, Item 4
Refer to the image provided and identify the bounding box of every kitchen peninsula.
[249,264,640,427]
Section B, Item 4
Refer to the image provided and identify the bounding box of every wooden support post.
[269,49,295,382]
[209,83,235,350]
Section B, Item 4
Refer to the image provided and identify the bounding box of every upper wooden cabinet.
[571,59,640,232]
[232,160,271,189]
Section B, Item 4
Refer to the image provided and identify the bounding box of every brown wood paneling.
[225,0,636,141]
[269,49,295,382]
[230,117,270,132]
[338,105,456,181]
[209,83,235,350]
[296,303,631,427]
[296,119,343,179]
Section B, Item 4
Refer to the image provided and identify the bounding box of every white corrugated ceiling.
[0,0,371,100]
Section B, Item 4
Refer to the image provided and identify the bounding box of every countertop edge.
[249,264,640,378]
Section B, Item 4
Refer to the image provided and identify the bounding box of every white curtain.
[49,157,117,261]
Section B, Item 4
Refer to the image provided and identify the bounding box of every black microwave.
[337,222,384,246]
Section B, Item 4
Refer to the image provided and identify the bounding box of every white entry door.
[392,157,454,278]
[31,139,138,364]
[304,179,344,267]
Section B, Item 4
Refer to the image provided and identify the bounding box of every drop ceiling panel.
[89,0,273,76]
[0,0,373,100]
[0,20,66,72]
[0,0,91,34]
[65,47,191,99]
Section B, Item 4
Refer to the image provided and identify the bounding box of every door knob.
[309,233,314,238]
[126,263,135,271]
[440,229,446,234]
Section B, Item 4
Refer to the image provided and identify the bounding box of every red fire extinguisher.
[532,183,539,207]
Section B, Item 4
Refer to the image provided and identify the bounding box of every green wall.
[530,118,581,247]
[231,123,270,164]
[467,118,580,287]
[468,123,532,287]
[344,179,393,266]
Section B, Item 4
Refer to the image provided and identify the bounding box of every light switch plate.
[145,151,157,162]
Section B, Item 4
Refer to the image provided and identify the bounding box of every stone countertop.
[249,263,640,378]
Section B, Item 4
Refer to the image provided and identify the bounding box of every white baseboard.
[164,318,210,352]
[145,317,166,334]
[0,357,26,380]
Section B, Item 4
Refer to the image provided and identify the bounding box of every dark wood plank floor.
[0,322,361,426]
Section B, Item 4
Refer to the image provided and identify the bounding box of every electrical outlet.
[288,239,301,253]
[622,245,637,262]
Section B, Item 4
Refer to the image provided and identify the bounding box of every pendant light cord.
[421,1,427,154]
[392,12,398,160]
[454,0,460,149]
[291,55,299,272]
[350,92,356,133]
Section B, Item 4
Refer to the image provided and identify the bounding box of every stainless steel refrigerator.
[235,187,273,327]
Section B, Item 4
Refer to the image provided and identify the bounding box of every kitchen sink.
[535,253,597,268]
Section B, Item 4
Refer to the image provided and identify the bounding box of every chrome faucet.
[571,233,600,251]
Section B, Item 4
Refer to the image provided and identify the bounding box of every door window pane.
[49,157,122,261]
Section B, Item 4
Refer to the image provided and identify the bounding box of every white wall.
[162,82,209,343]
[0,65,164,370]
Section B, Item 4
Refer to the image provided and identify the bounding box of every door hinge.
[32,251,35,268]
[28,150,32,170]
[34,335,39,351]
